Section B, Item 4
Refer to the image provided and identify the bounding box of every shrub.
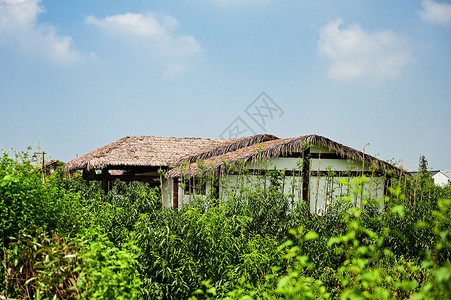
[135,203,282,299]
[1,230,142,299]
[0,151,82,245]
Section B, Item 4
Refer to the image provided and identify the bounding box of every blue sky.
[1,0,450,171]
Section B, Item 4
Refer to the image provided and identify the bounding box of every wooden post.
[82,168,95,180]
[160,173,164,206]
[362,147,365,177]
[101,168,109,193]
[383,177,390,204]
[212,176,220,201]
[281,170,286,195]
[302,148,311,209]
[315,154,321,214]
[173,178,179,209]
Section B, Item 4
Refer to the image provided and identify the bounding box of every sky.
[1,0,450,171]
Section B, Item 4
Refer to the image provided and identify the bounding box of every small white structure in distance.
[432,170,451,187]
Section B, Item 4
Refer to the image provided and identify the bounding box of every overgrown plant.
[1,149,450,299]
[2,230,142,299]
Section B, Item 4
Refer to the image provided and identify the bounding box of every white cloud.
[318,19,414,81]
[162,63,188,80]
[85,12,201,58]
[420,0,451,26]
[0,0,88,64]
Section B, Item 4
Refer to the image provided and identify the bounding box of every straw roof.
[166,134,405,178]
[173,134,279,165]
[64,136,225,171]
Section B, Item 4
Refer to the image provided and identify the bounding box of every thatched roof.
[173,134,279,165]
[64,136,225,171]
[166,134,405,178]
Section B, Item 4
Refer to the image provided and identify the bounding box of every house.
[165,134,406,214]
[43,159,63,176]
[64,136,227,191]
[64,134,406,214]
[432,171,451,186]
[408,170,451,187]
[63,135,277,192]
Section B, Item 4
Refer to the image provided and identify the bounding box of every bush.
[2,229,142,299]
[82,180,161,246]
[2,149,450,299]
[135,203,283,299]
[0,151,82,246]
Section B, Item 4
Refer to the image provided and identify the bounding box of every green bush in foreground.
[2,230,141,299]
[1,150,451,299]
[135,204,283,299]
[1,151,142,299]
[191,178,451,300]
[0,152,82,245]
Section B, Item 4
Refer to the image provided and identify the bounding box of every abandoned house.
[64,134,405,214]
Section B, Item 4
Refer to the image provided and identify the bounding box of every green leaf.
[328,237,342,247]
[277,240,293,252]
[391,205,405,217]
[207,287,217,296]
[25,277,36,285]
[277,275,291,289]
[304,231,318,240]
[414,220,429,229]
[435,266,451,283]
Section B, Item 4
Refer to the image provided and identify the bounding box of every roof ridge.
[166,134,405,178]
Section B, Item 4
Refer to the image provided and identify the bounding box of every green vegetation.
[1,150,450,299]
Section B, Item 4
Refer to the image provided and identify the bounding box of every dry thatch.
[166,134,405,178]
[173,134,279,165]
[64,136,225,172]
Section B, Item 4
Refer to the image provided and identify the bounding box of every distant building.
[43,160,63,176]
[432,171,451,186]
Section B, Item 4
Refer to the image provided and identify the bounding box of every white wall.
[178,182,212,206]
[433,172,451,187]
[161,177,211,208]
[161,179,173,207]
[308,176,385,214]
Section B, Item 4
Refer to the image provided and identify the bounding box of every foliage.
[0,151,142,299]
[84,179,161,246]
[2,230,141,299]
[192,177,450,300]
[135,204,282,299]
[0,151,82,246]
[1,149,451,299]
